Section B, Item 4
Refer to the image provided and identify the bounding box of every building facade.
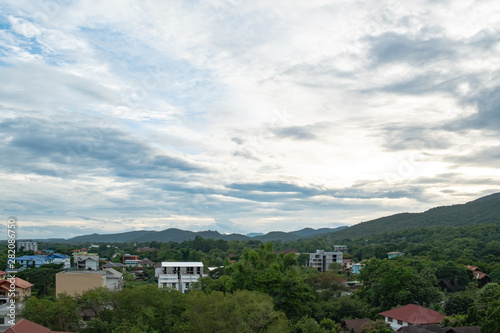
[73,253,100,270]
[309,250,343,272]
[156,262,207,293]
[56,269,123,296]
[17,241,38,252]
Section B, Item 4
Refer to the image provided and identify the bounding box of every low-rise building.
[156,262,206,293]
[352,263,364,274]
[123,254,139,264]
[379,304,446,331]
[309,250,343,272]
[56,269,123,296]
[0,277,33,302]
[334,245,348,252]
[73,253,100,270]
[387,251,405,259]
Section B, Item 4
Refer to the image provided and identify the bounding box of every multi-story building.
[309,250,343,272]
[156,262,207,293]
[73,252,100,270]
[55,269,123,296]
[17,241,38,252]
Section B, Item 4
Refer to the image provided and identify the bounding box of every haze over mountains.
[28,192,500,243]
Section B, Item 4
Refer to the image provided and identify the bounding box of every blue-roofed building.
[14,253,71,269]
[387,252,405,259]
[48,253,71,269]
[14,255,51,268]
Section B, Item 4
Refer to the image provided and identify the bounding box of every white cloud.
[1,0,500,238]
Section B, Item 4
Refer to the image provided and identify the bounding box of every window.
[171,283,177,289]
[173,267,180,274]
[0,317,4,324]
[187,267,194,274]
[397,320,403,325]
[185,283,190,288]
[197,267,201,274]
[387,318,392,323]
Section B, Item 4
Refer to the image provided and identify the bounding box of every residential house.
[56,269,123,296]
[388,251,405,259]
[73,253,99,270]
[341,318,370,333]
[334,245,348,252]
[138,258,154,267]
[137,247,154,252]
[352,262,364,274]
[3,318,74,333]
[0,277,33,302]
[101,262,126,272]
[343,259,353,271]
[309,250,343,272]
[379,304,446,331]
[17,241,38,252]
[156,262,207,293]
[124,259,141,267]
[103,268,124,291]
[123,254,139,264]
[466,265,491,287]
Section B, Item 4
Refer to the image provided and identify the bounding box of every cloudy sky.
[1,0,500,240]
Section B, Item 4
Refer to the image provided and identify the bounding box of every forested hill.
[322,192,500,241]
[36,226,347,243]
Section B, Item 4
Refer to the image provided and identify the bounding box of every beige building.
[56,268,123,296]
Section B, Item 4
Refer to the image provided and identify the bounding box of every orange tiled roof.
[3,318,74,333]
[0,277,34,289]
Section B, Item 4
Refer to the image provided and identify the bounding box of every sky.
[1,0,500,240]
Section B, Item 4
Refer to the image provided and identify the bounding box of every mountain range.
[33,226,348,243]
[29,192,500,244]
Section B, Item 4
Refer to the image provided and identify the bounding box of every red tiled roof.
[0,277,34,289]
[3,318,73,333]
[379,304,446,325]
[0,270,8,275]
[473,271,489,280]
[465,265,481,272]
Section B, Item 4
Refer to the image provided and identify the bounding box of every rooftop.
[380,304,446,325]
[161,262,204,267]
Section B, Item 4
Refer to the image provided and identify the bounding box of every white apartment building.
[17,241,38,252]
[156,262,207,293]
[309,250,343,272]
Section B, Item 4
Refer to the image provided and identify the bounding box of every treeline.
[19,243,500,332]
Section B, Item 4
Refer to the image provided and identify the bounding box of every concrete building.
[156,262,207,293]
[17,241,38,252]
[73,253,100,270]
[56,269,123,296]
[309,250,343,272]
